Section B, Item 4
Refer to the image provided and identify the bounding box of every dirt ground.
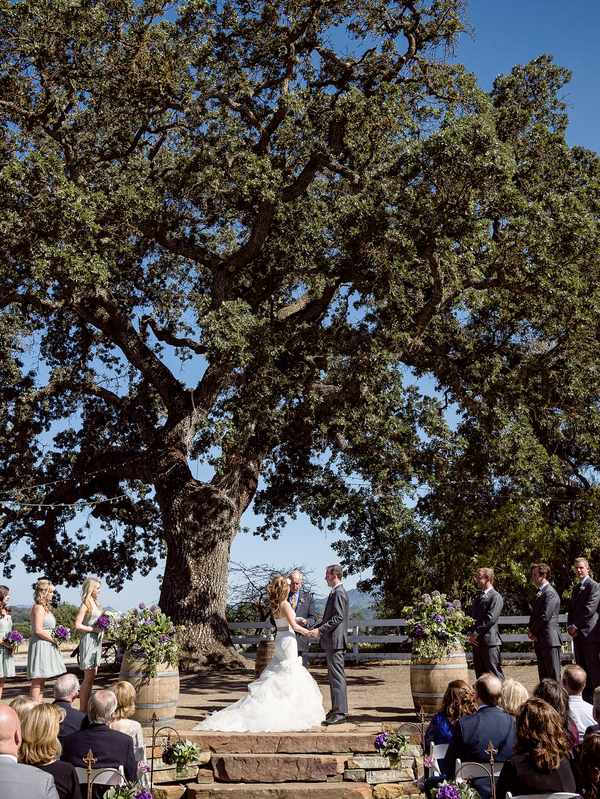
[1,656,546,730]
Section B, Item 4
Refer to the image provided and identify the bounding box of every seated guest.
[109,681,147,769]
[0,704,59,799]
[500,679,529,716]
[577,730,600,798]
[9,694,37,725]
[496,697,577,799]
[563,663,595,743]
[20,703,82,799]
[533,678,579,755]
[53,674,86,742]
[427,674,515,799]
[425,680,478,751]
[61,690,136,798]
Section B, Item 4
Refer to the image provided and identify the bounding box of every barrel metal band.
[119,670,178,678]
[411,664,465,669]
[412,692,446,698]
[134,701,178,709]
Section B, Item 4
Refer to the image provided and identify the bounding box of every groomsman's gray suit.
[529,582,562,682]
[315,584,349,715]
[568,577,600,701]
[0,758,59,799]
[470,588,504,681]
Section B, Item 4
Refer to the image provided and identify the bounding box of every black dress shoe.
[325,710,335,719]
[323,713,346,725]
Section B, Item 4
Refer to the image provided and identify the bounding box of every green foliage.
[53,603,81,641]
[12,622,31,639]
[0,0,599,663]
[161,739,202,768]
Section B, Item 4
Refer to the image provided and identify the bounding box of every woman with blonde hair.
[20,702,82,799]
[500,678,529,716]
[27,579,66,703]
[109,680,147,768]
[74,577,104,713]
[196,574,325,731]
[9,694,37,724]
[0,585,16,699]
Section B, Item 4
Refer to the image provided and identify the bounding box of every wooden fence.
[229,614,574,663]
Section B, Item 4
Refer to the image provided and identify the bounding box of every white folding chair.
[505,794,581,799]
[75,764,125,799]
[455,759,502,799]
[429,742,448,776]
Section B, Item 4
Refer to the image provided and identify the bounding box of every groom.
[308,564,349,725]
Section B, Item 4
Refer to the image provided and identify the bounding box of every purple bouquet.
[4,631,23,652]
[52,626,71,645]
[96,615,111,630]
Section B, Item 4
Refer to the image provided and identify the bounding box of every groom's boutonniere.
[329,590,336,597]
[299,598,305,605]
[535,589,543,598]
[580,583,587,592]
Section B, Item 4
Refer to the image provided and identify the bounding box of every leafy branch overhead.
[0,0,599,665]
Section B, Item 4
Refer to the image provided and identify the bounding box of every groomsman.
[567,557,600,702]
[287,571,316,668]
[308,564,349,725]
[468,567,504,681]
[527,563,562,682]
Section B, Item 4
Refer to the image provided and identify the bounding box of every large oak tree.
[1,0,599,665]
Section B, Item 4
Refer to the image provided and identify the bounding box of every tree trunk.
[155,461,250,669]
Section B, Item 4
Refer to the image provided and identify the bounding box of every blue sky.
[6,1,600,609]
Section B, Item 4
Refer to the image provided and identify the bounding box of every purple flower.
[435,784,461,799]
[141,619,154,626]
[439,631,449,639]
[434,614,445,624]
[414,623,425,636]
[160,634,170,643]
[453,599,461,608]
[374,733,388,750]
[53,626,71,641]
[5,631,23,645]
[138,763,150,773]
[139,602,146,610]
[444,602,454,608]
[135,792,153,799]
[96,615,111,629]
[422,594,432,604]
[151,604,160,613]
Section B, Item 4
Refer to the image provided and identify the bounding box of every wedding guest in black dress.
[577,730,600,797]
[20,703,82,799]
[496,697,576,799]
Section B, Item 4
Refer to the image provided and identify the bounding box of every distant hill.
[315,588,376,617]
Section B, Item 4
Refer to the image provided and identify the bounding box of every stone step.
[211,753,347,782]
[187,782,372,799]
[185,729,389,755]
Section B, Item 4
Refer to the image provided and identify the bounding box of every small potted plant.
[374,731,410,768]
[104,786,152,799]
[162,739,202,778]
[432,778,481,799]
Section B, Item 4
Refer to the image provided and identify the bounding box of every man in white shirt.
[563,663,595,743]
[0,705,59,799]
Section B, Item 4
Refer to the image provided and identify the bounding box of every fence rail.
[228,614,574,663]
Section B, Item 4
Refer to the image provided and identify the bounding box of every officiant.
[271,571,316,668]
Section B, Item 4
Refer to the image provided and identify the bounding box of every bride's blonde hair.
[268,575,289,615]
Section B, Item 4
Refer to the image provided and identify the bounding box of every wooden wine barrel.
[119,653,180,727]
[255,640,275,678]
[409,648,468,714]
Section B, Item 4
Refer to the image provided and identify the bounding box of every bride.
[195,575,325,732]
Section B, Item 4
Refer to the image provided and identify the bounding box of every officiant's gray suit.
[315,584,349,715]
[0,757,59,799]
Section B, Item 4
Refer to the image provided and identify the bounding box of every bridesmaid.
[0,585,16,699]
[74,577,104,714]
[28,579,66,703]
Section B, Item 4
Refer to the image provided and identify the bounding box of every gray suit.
[315,584,349,715]
[568,577,600,701]
[529,582,562,682]
[0,757,60,799]
[470,587,504,681]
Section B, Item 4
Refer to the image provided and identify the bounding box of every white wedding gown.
[194,613,325,732]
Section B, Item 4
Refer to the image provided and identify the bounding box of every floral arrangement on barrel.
[3,630,23,653]
[104,786,152,799]
[402,591,474,661]
[431,778,481,799]
[162,738,202,777]
[108,603,184,677]
[374,732,410,768]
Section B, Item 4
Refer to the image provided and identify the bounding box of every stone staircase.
[150,725,425,799]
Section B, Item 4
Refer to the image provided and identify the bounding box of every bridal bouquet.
[402,591,474,660]
[108,603,184,677]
